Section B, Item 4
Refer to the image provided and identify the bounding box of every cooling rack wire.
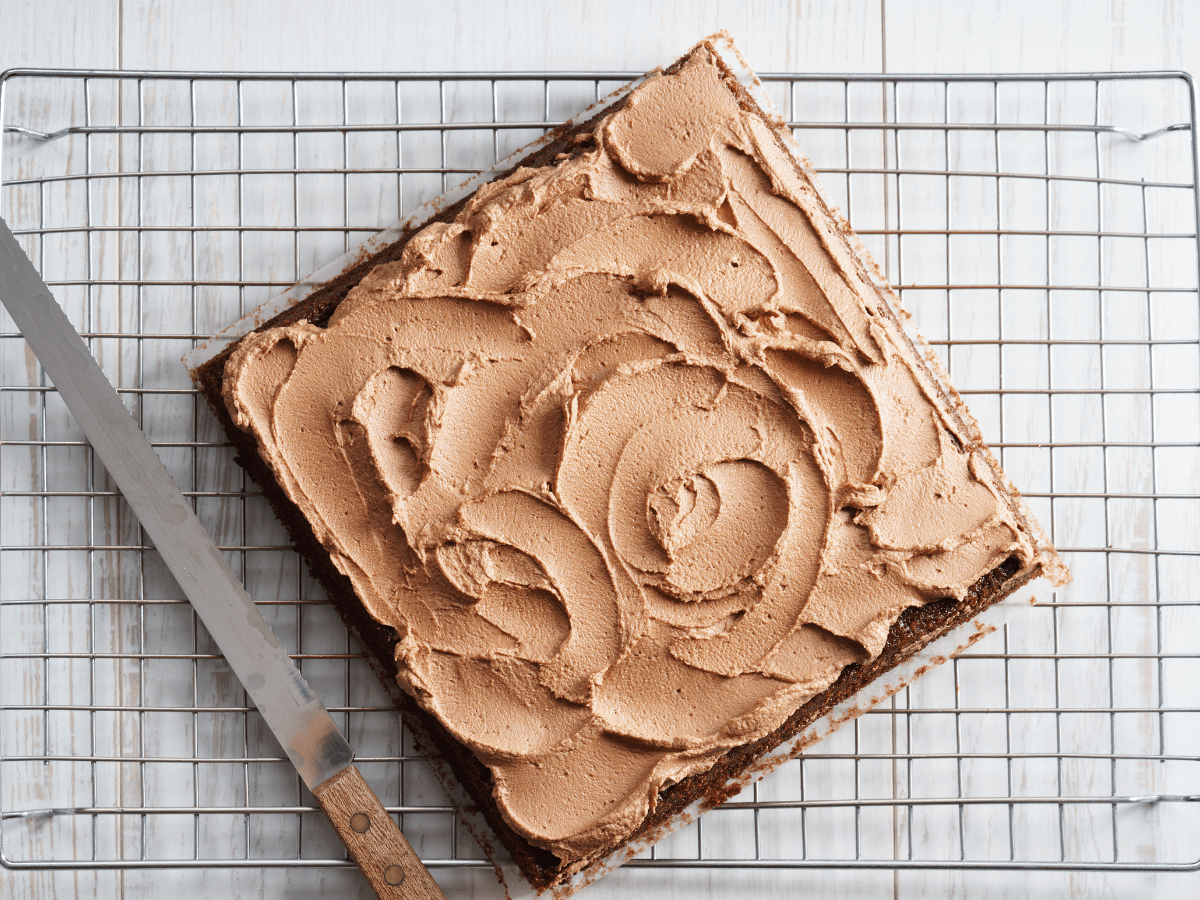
[0,69,1198,894]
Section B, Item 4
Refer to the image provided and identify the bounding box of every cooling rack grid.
[1,68,1198,894]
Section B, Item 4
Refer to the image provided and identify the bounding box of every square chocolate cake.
[192,34,1069,894]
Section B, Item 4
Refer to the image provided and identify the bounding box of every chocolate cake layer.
[193,34,1067,893]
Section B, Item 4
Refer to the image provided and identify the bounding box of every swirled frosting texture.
[224,46,1034,868]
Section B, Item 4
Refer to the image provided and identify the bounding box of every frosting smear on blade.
[223,46,1034,870]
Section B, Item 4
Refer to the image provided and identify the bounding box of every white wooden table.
[2,2,1199,898]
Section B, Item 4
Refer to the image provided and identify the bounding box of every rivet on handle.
[383,865,406,886]
[350,812,371,834]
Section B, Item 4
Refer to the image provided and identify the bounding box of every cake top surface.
[221,40,1052,869]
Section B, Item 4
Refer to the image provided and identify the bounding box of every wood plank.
[3,3,1197,900]
[116,0,882,74]
[0,0,118,69]
[885,3,1200,899]
[2,7,123,899]
[884,0,1200,76]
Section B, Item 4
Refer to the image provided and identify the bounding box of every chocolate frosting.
[223,46,1034,869]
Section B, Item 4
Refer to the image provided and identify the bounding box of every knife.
[0,216,448,900]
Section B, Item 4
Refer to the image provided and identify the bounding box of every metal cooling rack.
[1,68,1198,891]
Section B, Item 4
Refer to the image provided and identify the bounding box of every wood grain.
[1,7,122,900]
[113,0,883,73]
[884,0,1200,76]
[312,766,448,900]
[2,4,1198,900]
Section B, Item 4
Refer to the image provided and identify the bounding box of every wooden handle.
[313,765,448,900]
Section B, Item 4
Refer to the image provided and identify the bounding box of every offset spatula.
[0,216,448,900]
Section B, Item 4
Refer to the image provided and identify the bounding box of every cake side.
[194,34,1068,893]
